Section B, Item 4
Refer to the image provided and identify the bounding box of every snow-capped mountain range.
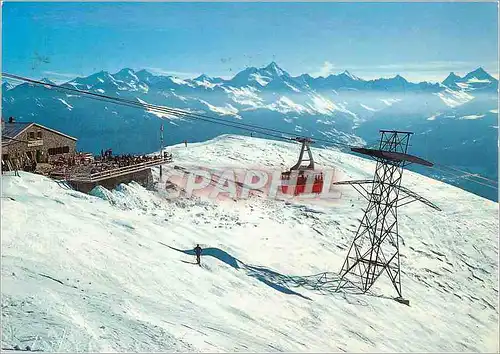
[2,62,498,200]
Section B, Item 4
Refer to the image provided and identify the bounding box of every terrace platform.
[51,155,172,194]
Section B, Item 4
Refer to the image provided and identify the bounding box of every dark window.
[28,132,35,140]
[37,131,42,139]
[48,146,69,156]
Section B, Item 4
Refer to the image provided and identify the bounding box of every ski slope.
[1,135,498,352]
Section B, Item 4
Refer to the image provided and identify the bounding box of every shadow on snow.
[164,243,377,303]
[170,245,242,270]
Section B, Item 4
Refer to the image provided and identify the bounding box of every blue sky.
[3,2,498,83]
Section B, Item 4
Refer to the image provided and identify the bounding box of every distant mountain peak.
[228,62,291,86]
[392,74,408,83]
[239,66,258,75]
[113,68,140,82]
[265,61,279,70]
[464,67,495,81]
[90,70,110,78]
[195,74,212,81]
[135,69,155,80]
[471,67,487,75]
[263,61,286,76]
[442,72,462,87]
[116,68,136,75]
[446,72,460,79]
[136,69,152,75]
[40,78,55,85]
[341,70,362,81]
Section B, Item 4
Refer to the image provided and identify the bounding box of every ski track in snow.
[1,135,498,352]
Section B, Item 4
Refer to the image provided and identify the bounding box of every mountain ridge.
[2,63,497,94]
[2,62,498,202]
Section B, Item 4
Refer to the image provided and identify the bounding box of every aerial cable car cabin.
[281,137,324,196]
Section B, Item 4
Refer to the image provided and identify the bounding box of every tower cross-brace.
[334,130,441,305]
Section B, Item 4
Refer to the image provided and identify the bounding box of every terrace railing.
[55,155,172,183]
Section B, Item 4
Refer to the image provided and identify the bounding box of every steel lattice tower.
[334,130,441,305]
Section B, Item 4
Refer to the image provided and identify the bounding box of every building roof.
[33,123,78,141]
[2,121,78,147]
[2,122,32,139]
[2,122,33,147]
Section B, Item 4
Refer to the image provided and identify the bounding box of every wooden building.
[1,117,77,169]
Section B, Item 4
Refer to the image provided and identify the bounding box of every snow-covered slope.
[1,135,498,352]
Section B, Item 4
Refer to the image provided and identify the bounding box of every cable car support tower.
[333,130,441,306]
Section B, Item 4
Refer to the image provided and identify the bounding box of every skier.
[13,159,20,177]
[194,244,202,266]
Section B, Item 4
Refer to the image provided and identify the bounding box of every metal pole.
[160,122,164,180]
